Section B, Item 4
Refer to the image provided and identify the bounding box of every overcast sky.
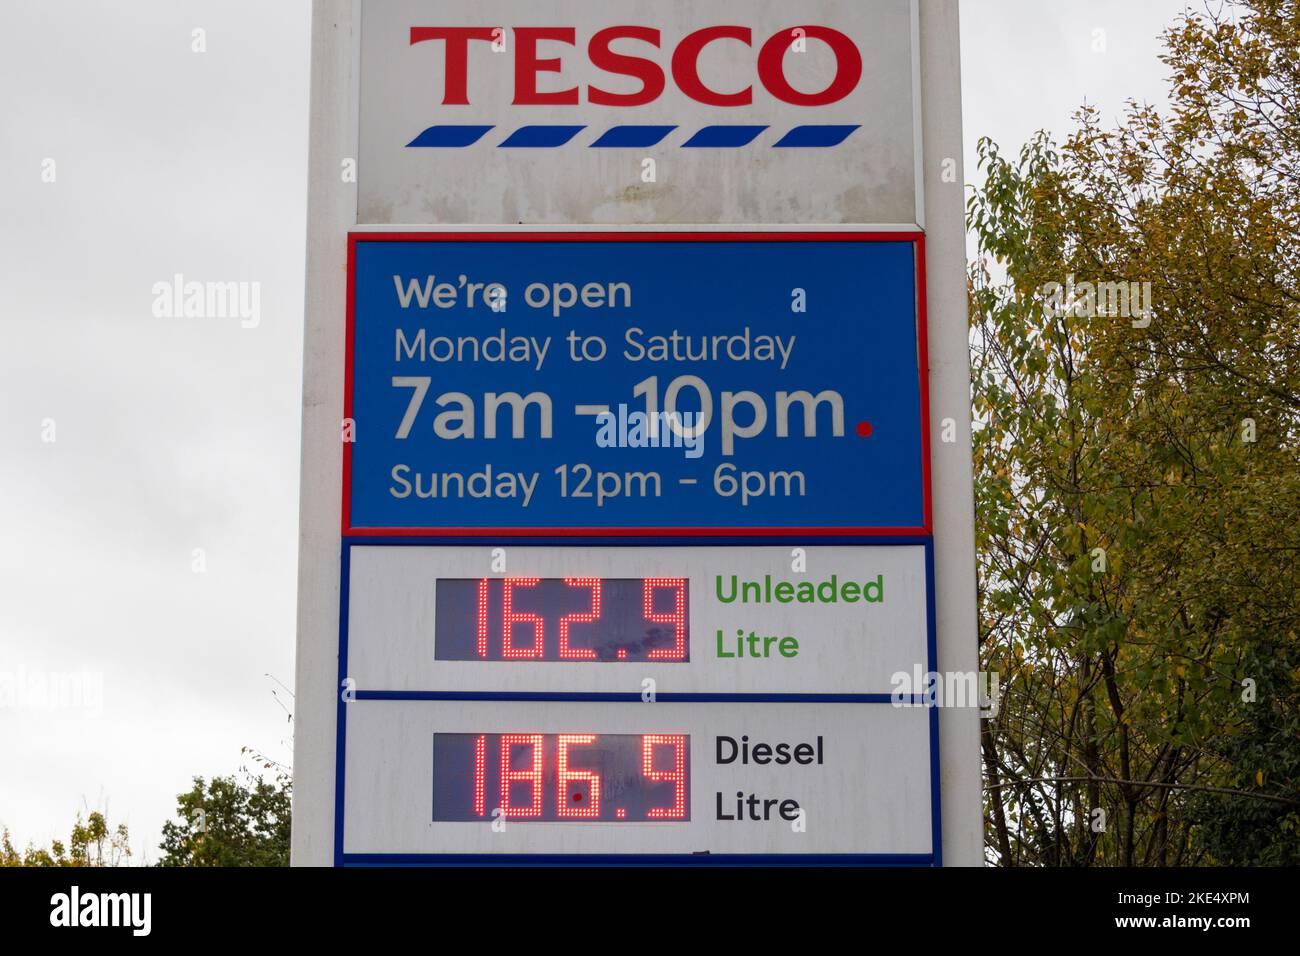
[0,0,1191,861]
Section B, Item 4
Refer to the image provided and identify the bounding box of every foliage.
[1180,642,1300,864]
[971,0,1300,865]
[0,811,131,867]
[156,759,291,867]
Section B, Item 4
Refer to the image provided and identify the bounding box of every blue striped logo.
[406,124,860,149]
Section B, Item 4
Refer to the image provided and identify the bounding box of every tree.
[1185,646,1300,864]
[157,763,291,867]
[0,811,131,867]
[970,0,1300,865]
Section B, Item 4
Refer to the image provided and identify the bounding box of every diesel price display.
[432,733,689,822]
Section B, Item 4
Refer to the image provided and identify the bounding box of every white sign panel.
[342,700,934,857]
[357,0,922,224]
[294,0,982,868]
[346,545,931,695]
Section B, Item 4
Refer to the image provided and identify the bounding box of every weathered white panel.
[358,0,920,224]
[346,545,930,694]
[343,700,932,855]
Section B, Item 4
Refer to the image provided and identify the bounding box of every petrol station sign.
[297,0,978,867]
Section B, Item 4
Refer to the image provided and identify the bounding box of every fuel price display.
[432,733,690,822]
[435,577,689,661]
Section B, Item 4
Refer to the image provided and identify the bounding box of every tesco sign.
[411,26,863,107]
[357,0,921,226]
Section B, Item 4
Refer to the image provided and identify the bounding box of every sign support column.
[920,0,983,868]
[293,0,355,868]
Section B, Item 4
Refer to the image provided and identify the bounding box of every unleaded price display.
[344,544,931,696]
[434,577,688,661]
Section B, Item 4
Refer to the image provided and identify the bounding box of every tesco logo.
[411,25,863,107]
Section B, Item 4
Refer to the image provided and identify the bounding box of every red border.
[342,231,932,538]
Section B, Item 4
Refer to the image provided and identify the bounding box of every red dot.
[617,649,628,659]
[572,792,583,803]
[856,421,874,438]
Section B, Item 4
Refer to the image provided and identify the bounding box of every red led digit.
[502,577,543,658]
[473,734,486,816]
[475,579,489,658]
[643,578,687,660]
[643,734,688,819]
[556,734,601,818]
[558,578,602,659]
[500,733,544,817]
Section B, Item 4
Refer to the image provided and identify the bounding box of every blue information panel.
[345,234,927,534]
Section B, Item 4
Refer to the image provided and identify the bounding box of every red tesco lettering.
[410,25,863,107]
